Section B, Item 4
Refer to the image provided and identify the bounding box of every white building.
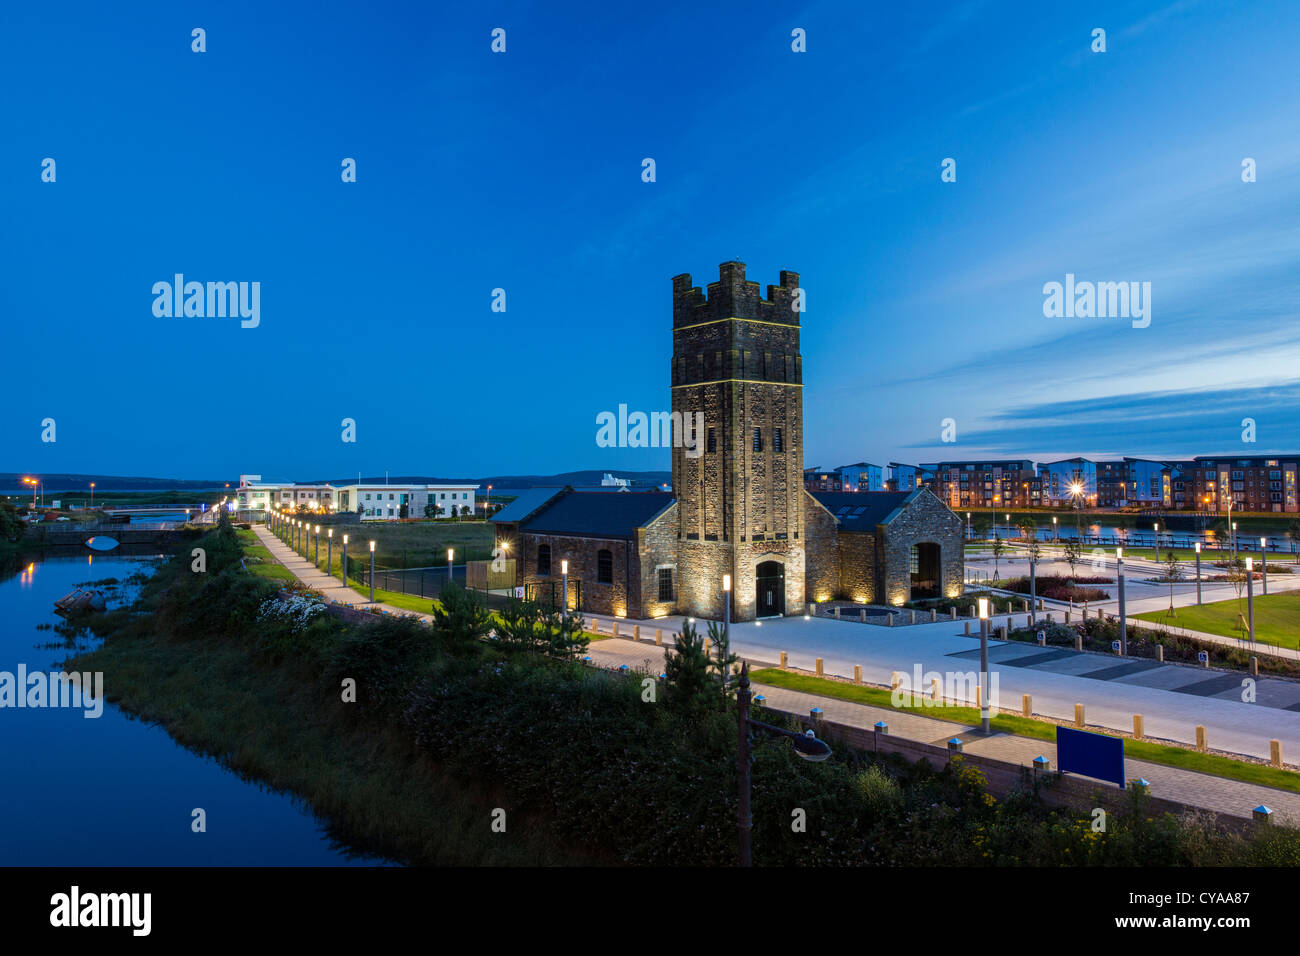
[328,483,479,521]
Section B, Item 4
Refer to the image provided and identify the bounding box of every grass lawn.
[284,520,496,566]
[751,668,1300,793]
[1135,590,1300,651]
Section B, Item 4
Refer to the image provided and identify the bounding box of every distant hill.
[313,471,673,490]
[1,470,672,493]
[0,473,229,492]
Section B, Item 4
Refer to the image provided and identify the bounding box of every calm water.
[0,551,390,865]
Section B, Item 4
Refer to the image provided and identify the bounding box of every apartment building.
[921,460,1039,509]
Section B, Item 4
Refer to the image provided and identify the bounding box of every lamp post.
[448,547,455,591]
[1194,542,1202,605]
[736,662,831,867]
[1261,537,1268,596]
[1116,547,1127,655]
[89,482,95,509]
[327,528,333,574]
[369,540,376,603]
[1153,521,1160,558]
[342,534,349,586]
[561,559,569,614]
[723,574,732,682]
[1029,547,1037,625]
[966,512,971,541]
[314,525,321,565]
[978,597,990,734]
[1052,515,1058,544]
[1245,557,1256,643]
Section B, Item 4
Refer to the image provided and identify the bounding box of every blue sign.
[1055,726,1125,788]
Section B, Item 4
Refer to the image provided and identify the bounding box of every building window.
[774,428,783,453]
[597,549,613,584]
[657,568,674,602]
[753,428,763,453]
[537,544,551,576]
[707,428,716,453]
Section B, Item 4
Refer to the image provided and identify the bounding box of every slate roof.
[810,490,913,531]
[517,490,675,538]
[489,488,566,525]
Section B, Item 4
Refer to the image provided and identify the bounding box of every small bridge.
[23,522,191,547]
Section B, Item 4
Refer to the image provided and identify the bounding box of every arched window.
[597,549,613,584]
[537,543,551,576]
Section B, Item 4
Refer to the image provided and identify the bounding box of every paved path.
[250,523,1300,822]
[581,636,1300,823]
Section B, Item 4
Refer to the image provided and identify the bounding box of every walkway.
[250,523,1300,822]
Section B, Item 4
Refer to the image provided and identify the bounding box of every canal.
[0,550,389,865]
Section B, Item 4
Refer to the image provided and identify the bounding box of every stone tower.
[671,262,805,622]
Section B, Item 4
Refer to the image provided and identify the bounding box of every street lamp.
[448,547,455,591]
[327,528,333,574]
[723,574,732,683]
[342,534,349,585]
[1116,547,1127,655]
[1194,542,1202,605]
[314,525,321,564]
[89,482,95,509]
[978,597,990,734]
[1260,537,1268,596]
[561,559,569,614]
[1153,522,1160,557]
[736,662,832,867]
[369,540,376,603]
[1245,557,1256,643]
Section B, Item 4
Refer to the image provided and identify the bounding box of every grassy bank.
[1136,590,1300,650]
[70,523,592,866]
[272,520,495,566]
[751,668,1300,793]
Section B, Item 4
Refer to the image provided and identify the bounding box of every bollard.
[1022,693,1031,717]
[655,628,663,646]
[1133,714,1144,740]
[1111,640,1122,655]
[853,664,862,684]
[891,671,902,690]
[1251,656,1259,676]
[779,651,788,670]
[1254,805,1273,824]
[998,625,1008,641]
[947,737,964,753]
[950,607,958,620]
[1074,634,1083,652]
[975,685,981,709]
[834,607,841,620]
[1198,650,1210,668]
[931,677,942,702]
[1196,725,1207,752]
[1022,599,1029,612]
[874,720,889,735]
[808,602,817,616]
[1033,755,1050,776]
[860,608,868,623]
[909,610,916,625]
[1074,703,1085,727]
[810,707,823,721]
[632,624,640,642]
[1065,611,1071,624]
[930,609,937,623]
[964,621,971,636]
[1036,630,1046,647]
[815,657,824,677]
[887,614,895,627]
[1156,644,1164,662]
[1025,614,1032,628]
[1271,740,1283,769]
[612,621,620,638]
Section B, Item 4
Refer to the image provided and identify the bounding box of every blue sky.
[4,0,1299,481]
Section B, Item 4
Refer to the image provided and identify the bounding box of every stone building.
[493,262,965,621]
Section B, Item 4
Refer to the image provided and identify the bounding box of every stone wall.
[516,532,636,618]
[801,491,841,604]
[634,502,679,620]
[877,488,965,605]
[839,531,878,604]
